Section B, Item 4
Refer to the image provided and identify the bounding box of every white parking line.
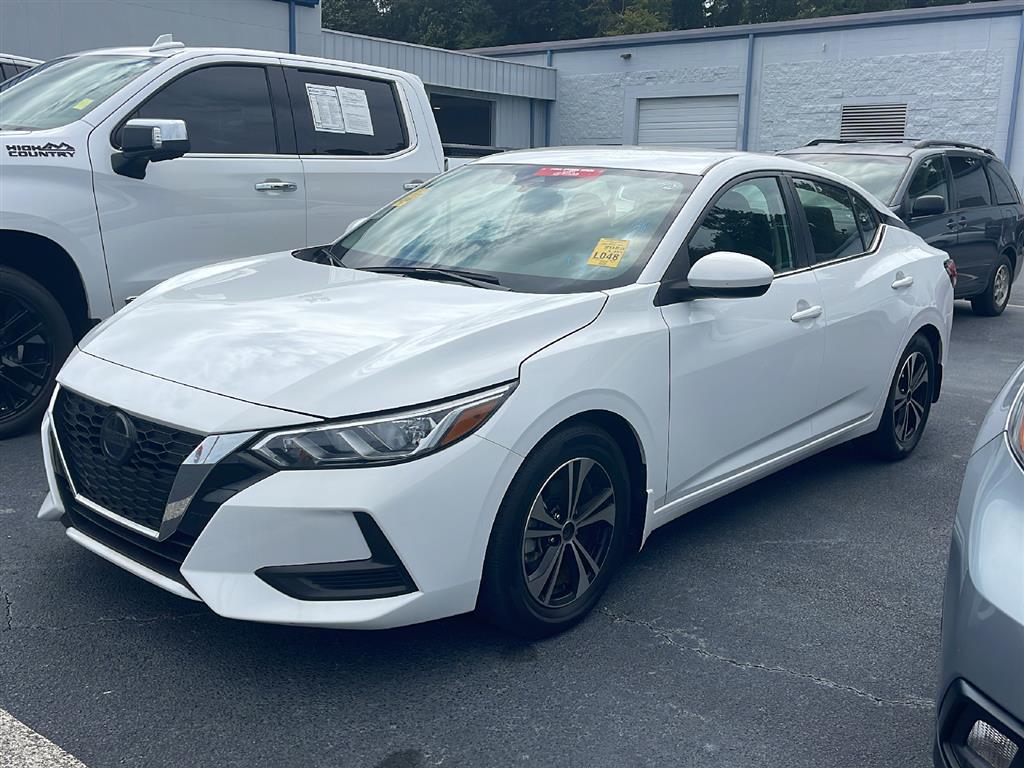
[0,709,88,768]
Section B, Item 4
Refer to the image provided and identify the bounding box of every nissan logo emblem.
[100,410,137,465]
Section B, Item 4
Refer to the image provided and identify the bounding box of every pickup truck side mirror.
[910,194,945,218]
[656,251,775,304]
[112,119,190,180]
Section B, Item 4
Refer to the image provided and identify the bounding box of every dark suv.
[781,140,1024,316]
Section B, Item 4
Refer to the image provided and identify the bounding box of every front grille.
[53,388,203,532]
[55,443,272,577]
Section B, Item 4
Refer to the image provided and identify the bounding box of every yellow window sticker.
[393,187,427,207]
[72,98,94,110]
[588,238,629,269]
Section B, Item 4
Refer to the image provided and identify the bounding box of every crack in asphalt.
[1,585,12,632]
[4,611,207,633]
[599,607,933,711]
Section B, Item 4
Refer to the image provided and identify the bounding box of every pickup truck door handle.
[891,275,915,289]
[254,180,297,192]
[790,305,823,323]
[946,218,958,230]
[403,180,425,191]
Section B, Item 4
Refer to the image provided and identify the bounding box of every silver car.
[935,361,1024,768]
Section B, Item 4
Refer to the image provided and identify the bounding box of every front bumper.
[935,434,1024,766]
[40,356,522,629]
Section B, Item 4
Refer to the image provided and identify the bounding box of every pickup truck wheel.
[0,268,73,438]
[971,256,1012,317]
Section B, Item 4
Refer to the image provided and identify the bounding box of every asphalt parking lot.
[1,284,1022,768]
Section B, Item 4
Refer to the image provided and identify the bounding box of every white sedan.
[38,148,954,636]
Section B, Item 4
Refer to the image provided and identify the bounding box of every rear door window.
[130,65,278,154]
[793,178,865,263]
[852,194,880,248]
[985,160,1021,205]
[285,68,409,156]
[949,155,992,209]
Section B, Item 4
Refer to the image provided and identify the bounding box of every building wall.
[751,15,1019,157]
[492,5,1024,184]
[0,0,323,59]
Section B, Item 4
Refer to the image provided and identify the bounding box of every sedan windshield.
[0,54,160,130]
[786,153,911,204]
[329,164,698,293]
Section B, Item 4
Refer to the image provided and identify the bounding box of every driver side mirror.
[112,118,190,179]
[657,251,774,304]
[910,194,945,218]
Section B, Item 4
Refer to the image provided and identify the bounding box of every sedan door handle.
[891,275,915,289]
[403,180,425,191]
[254,180,297,192]
[790,305,823,323]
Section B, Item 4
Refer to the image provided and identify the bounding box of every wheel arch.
[527,409,649,553]
[0,230,93,338]
[1002,245,1017,276]
[912,322,944,403]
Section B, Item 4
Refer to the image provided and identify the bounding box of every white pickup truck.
[0,38,466,436]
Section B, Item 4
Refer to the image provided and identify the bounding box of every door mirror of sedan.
[656,251,774,304]
[112,119,190,180]
[910,194,945,218]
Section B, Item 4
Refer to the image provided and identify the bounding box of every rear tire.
[868,335,935,461]
[477,424,631,638]
[971,255,1012,317]
[0,268,73,438]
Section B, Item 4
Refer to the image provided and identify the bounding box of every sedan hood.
[81,253,606,419]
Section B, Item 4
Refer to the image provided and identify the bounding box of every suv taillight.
[944,258,958,288]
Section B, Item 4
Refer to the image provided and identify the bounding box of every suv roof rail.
[913,139,994,156]
[803,138,916,146]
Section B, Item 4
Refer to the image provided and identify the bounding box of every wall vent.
[839,103,908,141]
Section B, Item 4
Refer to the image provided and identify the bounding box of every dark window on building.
[949,155,992,209]
[132,65,277,154]
[429,92,494,147]
[286,68,408,156]
[985,160,1021,205]
[688,177,796,274]
[907,156,950,211]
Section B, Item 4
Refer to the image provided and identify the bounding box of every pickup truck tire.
[0,267,73,438]
[971,255,1012,317]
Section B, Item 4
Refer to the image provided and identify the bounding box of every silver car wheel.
[894,351,930,445]
[993,264,1011,309]
[521,457,616,609]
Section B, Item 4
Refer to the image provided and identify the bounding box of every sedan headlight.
[250,383,515,469]
[1010,384,1024,468]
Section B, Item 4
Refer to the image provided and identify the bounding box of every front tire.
[477,424,631,638]
[971,255,1013,317]
[0,268,73,438]
[868,335,935,461]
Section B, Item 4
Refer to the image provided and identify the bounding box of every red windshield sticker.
[534,167,604,178]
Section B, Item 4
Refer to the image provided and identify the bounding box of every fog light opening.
[967,720,1019,768]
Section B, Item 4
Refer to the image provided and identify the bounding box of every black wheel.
[868,335,935,461]
[971,255,1013,317]
[477,424,631,638]
[0,268,73,438]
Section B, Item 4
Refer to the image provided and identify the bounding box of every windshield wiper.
[359,265,508,290]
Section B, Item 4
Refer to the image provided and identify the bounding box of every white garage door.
[636,95,739,149]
